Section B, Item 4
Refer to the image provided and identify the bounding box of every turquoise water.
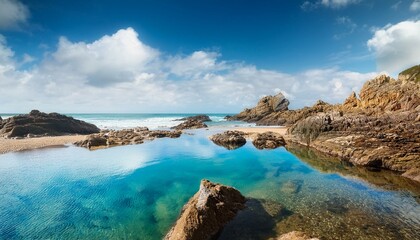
[0,129,419,239]
[0,113,251,130]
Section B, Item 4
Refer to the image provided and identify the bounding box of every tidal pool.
[0,130,419,239]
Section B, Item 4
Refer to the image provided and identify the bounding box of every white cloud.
[0,28,377,113]
[367,20,420,74]
[410,0,420,11]
[0,0,29,30]
[301,0,360,10]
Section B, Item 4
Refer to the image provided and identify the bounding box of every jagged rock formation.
[228,93,289,122]
[171,119,208,130]
[74,127,181,149]
[165,179,246,240]
[209,131,247,150]
[175,115,212,122]
[252,132,286,149]
[230,66,420,182]
[0,110,100,138]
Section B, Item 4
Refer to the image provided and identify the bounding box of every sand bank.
[230,126,288,135]
[0,135,86,154]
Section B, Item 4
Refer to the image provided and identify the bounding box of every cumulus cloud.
[301,0,360,10]
[367,20,420,74]
[0,0,29,30]
[410,0,420,11]
[0,28,377,113]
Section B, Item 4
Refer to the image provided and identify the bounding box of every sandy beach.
[229,126,289,140]
[0,135,86,154]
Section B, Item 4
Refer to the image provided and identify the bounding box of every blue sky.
[0,0,419,113]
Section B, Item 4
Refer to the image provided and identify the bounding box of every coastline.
[0,135,85,154]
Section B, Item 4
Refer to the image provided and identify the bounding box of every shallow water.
[0,130,419,239]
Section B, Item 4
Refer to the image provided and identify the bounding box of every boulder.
[165,179,246,240]
[252,132,286,149]
[175,115,212,122]
[209,131,247,150]
[171,119,208,130]
[74,135,108,149]
[0,110,100,138]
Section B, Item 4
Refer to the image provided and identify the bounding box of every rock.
[175,115,212,122]
[231,65,420,182]
[252,131,286,149]
[209,131,247,150]
[165,179,246,240]
[274,231,319,240]
[280,180,303,194]
[228,93,289,122]
[0,110,100,138]
[74,128,182,149]
[171,119,208,130]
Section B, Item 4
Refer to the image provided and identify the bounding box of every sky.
[0,0,419,113]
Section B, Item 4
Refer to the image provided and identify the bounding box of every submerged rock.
[0,110,100,138]
[171,119,208,130]
[175,115,212,122]
[252,132,286,149]
[209,131,247,150]
[165,179,246,240]
[274,231,319,240]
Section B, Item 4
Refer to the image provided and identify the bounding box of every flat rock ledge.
[164,179,246,240]
[273,231,319,240]
[209,131,247,150]
[171,119,208,130]
[252,131,286,149]
[74,127,181,150]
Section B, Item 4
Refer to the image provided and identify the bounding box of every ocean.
[0,114,419,239]
[0,113,254,130]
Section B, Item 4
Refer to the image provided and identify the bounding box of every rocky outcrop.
[228,93,289,123]
[0,110,100,138]
[230,66,420,182]
[252,132,286,149]
[274,231,319,240]
[165,179,246,240]
[209,131,247,150]
[398,64,419,83]
[175,115,212,122]
[171,119,208,130]
[74,127,181,149]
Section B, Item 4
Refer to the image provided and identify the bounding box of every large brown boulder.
[0,110,100,138]
[209,131,247,150]
[252,131,286,149]
[171,119,208,130]
[165,179,246,240]
[228,93,289,122]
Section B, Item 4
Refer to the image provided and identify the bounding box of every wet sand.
[0,135,86,154]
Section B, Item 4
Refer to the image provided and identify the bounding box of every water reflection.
[0,130,418,239]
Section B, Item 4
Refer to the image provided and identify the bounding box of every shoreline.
[0,135,86,155]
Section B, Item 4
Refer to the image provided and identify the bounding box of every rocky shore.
[228,65,420,182]
[74,128,182,150]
